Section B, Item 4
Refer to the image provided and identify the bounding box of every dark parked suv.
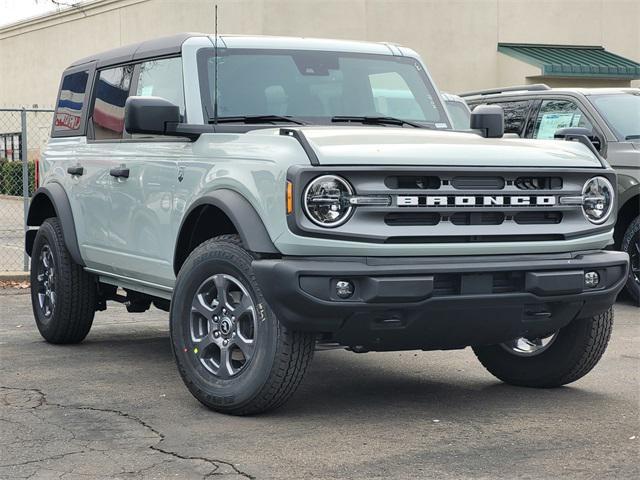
[463,85,640,304]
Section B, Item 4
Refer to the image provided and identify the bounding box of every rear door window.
[91,65,134,140]
[53,70,90,135]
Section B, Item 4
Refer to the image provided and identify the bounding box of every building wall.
[0,0,638,108]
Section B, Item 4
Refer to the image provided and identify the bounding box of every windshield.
[198,48,450,127]
[588,92,640,141]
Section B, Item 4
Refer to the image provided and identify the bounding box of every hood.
[257,127,603,168]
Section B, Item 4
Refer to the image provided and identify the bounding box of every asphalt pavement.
[0,289,638,479]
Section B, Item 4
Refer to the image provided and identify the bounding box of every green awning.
[498,43,640,79]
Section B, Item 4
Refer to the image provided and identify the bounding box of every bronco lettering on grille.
[396,195,556,207]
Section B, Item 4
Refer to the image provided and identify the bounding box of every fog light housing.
[584,271,600,288]
[335,280,354,299]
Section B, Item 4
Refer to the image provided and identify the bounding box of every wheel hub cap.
[36,245,56,319]
[501,332,558,357]
[220,317,233,335]
[187,274,257,379]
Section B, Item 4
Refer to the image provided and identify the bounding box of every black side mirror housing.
[554,127,602,151]
[125,96,181,136]
[470,105,504,138]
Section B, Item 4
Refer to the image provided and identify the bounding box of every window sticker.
[140,85,154,96]
[536,113,575,139]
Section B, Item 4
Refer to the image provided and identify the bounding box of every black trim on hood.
[280,128,320,165]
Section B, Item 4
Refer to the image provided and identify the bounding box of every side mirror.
[125,96,180,136]
[470,105,504,138]
[554,127,601,151]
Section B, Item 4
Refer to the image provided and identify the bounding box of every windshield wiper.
[331,115,427,128]
[212,115,307,125]
[625,135,640,140]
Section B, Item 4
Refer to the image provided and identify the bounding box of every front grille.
[515,176,563,190]
[450,212,505,225]
[514,211,563,225]
[385,175,440,189]
[290,166,609,245]
[451,176,505,190]
[385,212,440,226]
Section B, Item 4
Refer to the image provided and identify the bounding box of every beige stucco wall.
[0,0,638,108]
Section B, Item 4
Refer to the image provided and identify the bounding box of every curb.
[0,271,29,282]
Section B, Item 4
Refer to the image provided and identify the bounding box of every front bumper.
[252,250,629,351]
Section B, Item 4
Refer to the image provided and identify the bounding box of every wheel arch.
[173,189,279,275]
[25,183,84,266]
[614,186,640,248]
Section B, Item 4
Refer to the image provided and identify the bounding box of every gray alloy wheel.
[188,273,258,378]
[170,234,315,415]
[35,244,56,320]
[500,332,558,357]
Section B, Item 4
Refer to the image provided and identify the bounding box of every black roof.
[69,32,205,69]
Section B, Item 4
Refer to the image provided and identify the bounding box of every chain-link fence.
[0,109,54,272]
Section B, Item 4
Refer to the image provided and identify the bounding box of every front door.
[106,57,188,287]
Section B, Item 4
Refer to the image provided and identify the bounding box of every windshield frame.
[587,92,640,142]
[196,47,451,129]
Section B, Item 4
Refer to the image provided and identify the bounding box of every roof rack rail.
[459,84,551,98]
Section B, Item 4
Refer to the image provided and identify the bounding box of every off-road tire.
[30,218,96,344]
[621,215,640,306]
[473,307,613,387]
[170,234,315,415]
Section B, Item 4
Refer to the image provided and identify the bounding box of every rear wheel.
[30,218,96,344]
[170,235,315,415]
[621,215,640,306]
[473,307,613,387]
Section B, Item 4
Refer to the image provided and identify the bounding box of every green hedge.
[0,161,36,196]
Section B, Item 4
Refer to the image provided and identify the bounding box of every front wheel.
[170,235,315,415]
[473,307,613,388]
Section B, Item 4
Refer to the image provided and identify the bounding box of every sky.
[0,0,82,27]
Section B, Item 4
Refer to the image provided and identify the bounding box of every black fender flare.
[173,189,279,273]
[26,183,84,266]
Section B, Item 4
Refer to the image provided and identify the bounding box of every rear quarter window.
[53,69,90,136]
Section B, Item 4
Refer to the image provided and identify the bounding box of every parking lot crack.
[0,386,253,479]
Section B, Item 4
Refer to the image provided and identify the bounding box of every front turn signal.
[286,181,294,214]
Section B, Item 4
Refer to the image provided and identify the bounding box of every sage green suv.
[26,34,628,414]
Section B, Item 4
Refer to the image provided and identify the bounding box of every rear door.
[72,65,135,274]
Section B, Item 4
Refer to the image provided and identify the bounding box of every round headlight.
[582,176,614,224]
[303,175,354,227]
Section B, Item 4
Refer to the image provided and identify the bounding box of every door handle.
[67,166,84,176]
[110,166,130,179]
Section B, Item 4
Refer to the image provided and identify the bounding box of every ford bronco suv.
[27,34,629,415]
[462,85,640,305]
